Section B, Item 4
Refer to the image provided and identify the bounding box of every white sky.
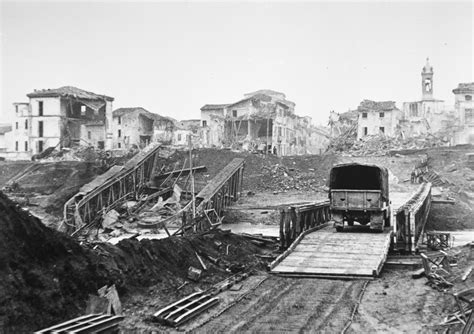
[1,1,473,125]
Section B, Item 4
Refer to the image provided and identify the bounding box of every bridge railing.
[394,182,432,253]
[279,201,330,250]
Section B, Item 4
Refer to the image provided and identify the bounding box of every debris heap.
[327,132,450,156]
[0,190,268,332]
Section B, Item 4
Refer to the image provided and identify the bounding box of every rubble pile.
[258,163,325,193]
[326,124,357,153]
[327,131,450,156]
[95,186,183,240]
[33,145,138,164]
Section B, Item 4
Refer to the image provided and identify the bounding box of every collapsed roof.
[200,104,231,111]
[27,86,114,112]
[452,82,474,94]
[27,86,114,102]
[358,99,398,112]
[113,107,176,125]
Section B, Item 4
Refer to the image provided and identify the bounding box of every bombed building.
[3,86,114,160]
[356,100,402,139]
[200,89,326,156]
[112,107,176,150]
[452,82,474,144]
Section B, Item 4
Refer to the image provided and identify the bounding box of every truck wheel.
[336,226,343,232]
[347,220,354,226]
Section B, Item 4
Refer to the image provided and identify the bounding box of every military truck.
[329,163,390,232]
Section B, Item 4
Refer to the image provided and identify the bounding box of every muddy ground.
[0,146,473,332]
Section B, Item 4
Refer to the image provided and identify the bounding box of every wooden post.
[188,135,196,221]
[404,209,410,252]
[266,118,269,156]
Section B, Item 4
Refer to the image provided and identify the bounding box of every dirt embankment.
[161,148,338,193]
[0,161,106,228]
[0,191,269,332]
[423,148,474,230]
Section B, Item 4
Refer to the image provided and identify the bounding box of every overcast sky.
[1,1,472,125]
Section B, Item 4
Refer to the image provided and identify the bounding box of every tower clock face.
[424,78,432,92]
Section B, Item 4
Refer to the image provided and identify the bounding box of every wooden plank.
[294,241,387,248]
[292,247,384,257]
[295,241,389,249]
[302,232,390,241]
[272,273,375,280]
[269,223,330,270]
[276,263,379,272]
[300,237,389,244]
[298,239,389,247]
[291,245,387,253]
[277,258,379,267]
[272,266,374,276]
[284,253,383,260]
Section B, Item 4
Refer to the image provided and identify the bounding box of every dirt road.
[193,276,366,333]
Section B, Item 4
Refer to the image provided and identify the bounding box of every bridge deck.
[271,225,392,279]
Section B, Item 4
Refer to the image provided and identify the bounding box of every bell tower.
[421,58,434,100]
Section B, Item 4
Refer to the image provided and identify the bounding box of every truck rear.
[329,163,390,232]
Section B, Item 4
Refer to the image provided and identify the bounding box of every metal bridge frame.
[63,144,162,235]
[174,158,245,235]
[394,182,432,253]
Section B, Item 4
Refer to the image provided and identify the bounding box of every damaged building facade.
[112,107,175,150]
[452,82,474,145]
[174,120,201,146]
[200,90,326,156]
[356,100,402,139]
[2,86,114,160]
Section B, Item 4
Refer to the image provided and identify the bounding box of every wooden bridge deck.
[271,225,392,279]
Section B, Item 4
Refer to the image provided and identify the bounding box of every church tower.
[421,58,434,100]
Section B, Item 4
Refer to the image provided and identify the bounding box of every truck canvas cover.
[329,163,389,201]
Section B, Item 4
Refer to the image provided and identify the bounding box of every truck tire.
[336,226,343,232]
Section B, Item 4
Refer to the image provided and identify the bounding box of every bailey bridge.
[270,182,432,279]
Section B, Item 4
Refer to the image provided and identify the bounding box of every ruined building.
[112,107,175,150]
[328,109,358,137]
[3,86,114,160]
[356,100,402,139]
[174,119,201,146]
[200,89,325,156]
[452,82,474,144]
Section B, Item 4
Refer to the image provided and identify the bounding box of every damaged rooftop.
[27,85,114,101]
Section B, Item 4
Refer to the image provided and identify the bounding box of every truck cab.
[329,163,390,232]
